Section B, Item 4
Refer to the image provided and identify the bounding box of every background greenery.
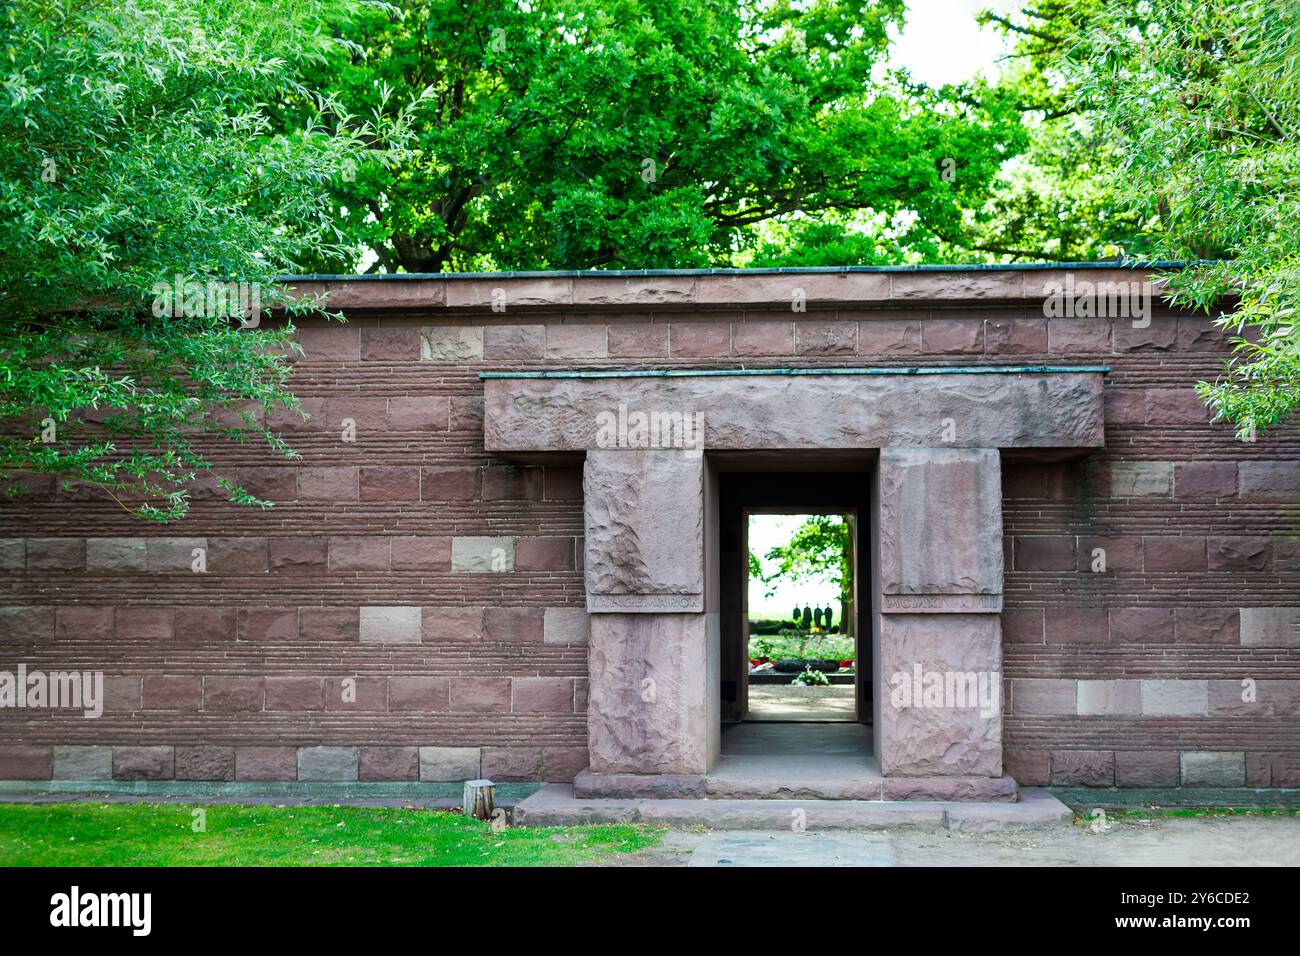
[4,0,1296,518]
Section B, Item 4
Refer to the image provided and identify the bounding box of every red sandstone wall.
[1,287,1297,787]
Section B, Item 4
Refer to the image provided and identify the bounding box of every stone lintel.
[484,370,1105,453]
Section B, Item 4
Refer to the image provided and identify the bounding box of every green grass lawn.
[0,803,661,867]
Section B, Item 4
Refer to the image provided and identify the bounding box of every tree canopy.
[1,0,412,519]
[292,0,1037,272]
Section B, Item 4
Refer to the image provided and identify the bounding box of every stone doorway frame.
[724,477,871,727]
[482,366,1107,786]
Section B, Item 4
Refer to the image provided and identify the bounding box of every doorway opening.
[745,512,856,722]
[714,467,877,786]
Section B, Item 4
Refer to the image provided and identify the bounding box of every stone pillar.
[874,447,1005,777]
[583,450,716,774]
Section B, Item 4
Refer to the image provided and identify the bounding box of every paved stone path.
[624,816,1300,867]
[687,832,895,867]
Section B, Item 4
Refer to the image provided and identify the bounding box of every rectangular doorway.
[716,469,872,730]
[745,511,857,721]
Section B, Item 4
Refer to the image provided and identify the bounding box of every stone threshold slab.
[574,769,1018,802]
[515,785,1070,831]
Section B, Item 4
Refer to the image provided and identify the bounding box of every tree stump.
[463,778,496,821]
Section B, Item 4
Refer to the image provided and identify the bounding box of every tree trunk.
[462,779,495,821]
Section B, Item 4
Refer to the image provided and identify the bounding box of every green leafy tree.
[1,0,415,520]
[292,0,1032,272]
[751,515,853,630]
[1064,0,1300,435]
[975,0,1163,261]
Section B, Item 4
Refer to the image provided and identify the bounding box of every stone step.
[514,785,1072,832]
[573,768,1019,802]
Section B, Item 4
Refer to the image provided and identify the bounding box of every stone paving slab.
[513,785,1071,831]
[687,832,896,867]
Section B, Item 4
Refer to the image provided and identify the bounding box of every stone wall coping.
[282,263,1209,313]
[285,261,1191,280]
[479,365,1111,380]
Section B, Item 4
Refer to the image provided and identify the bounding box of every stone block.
[235,747,297,781]
[483,607,544,642]
[297,746,359,782]
[1180,751,1245,787]
[26,537,85,571]
[1174,461,1237,498]
[1207,536,1271,571]
[1049,750,1114,787]
[146,537,207,572]
[113,746,175,781]
[175,746,236,781]
[0,746,52,780]
[588,614,715,775]
[515,536,573,571]
[1141,679,1209,716]
[1010,679,1075,715]
[513,677,574,714]
[421,326,483,361]
[236,608,298,642]
[360,747,419,781]
[1115,751,1179,787]
[1238,461,1300,498]
[421,607,486,642]
[544,607,589,645]
[1174,608,1239,644]
[359,466,421,501]
[387,677,449,712]
[419,746,481,781]
[583,450,704,612]
[299,607,360,642]
[878,447,1002,603]
[360,326,419,361]
[450,678,512,713]
[390,536,451,571]
[608,323,670,358]
[360,606,422,644]
[877,614,1002,776]
[328,536,390,571]
[451,536,514,573]
[1143,536,1206,571]
[52,746,112,781]
[420,466,479,501]
[1076,680,1141,716]
[1110,461,1173,497]
[546,324,607,359]
[85,537,146,572]
[1109,607,1174,643]
[481,747,543,782]
[1240,608,1300,647]
[484,324,545,360]
[264,678,325,711]
[856,319,920,354]
[0,538,24,571]
[269,537,328,571]
[483,371,1105,452]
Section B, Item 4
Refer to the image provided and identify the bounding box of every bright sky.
[887,0,1018,86]
[748,514,842,619]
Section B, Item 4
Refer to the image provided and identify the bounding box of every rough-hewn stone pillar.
[583,450,717,774]
[874,447,1005,777]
